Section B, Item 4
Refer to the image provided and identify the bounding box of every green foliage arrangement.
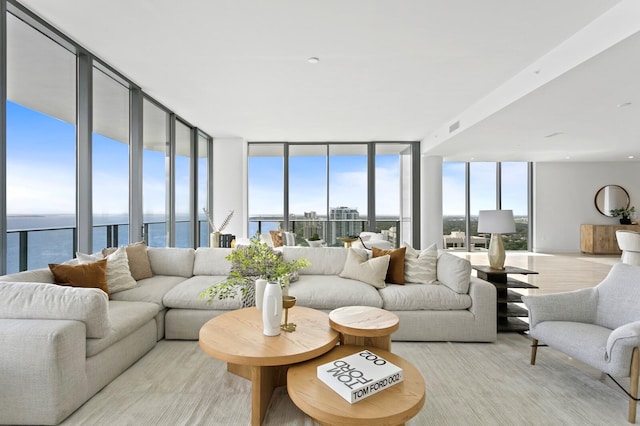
[308,233,321,241]
[610,206,636,218]
[198,234,311,302]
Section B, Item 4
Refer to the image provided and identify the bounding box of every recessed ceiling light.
[617,102,633,108]
[629,155,635,159]
[565,156,571,160]
[307,57,320,64]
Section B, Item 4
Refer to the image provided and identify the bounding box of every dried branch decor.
[203,208,234,232]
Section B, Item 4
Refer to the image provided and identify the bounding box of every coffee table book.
[316,349,403,403]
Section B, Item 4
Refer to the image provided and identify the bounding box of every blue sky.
[8,100,528,220]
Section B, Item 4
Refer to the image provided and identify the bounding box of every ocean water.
[5,214,203,274]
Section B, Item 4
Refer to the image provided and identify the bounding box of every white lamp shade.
[477,210,516,234]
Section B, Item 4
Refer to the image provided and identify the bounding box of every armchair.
[522,263,640,423]
[617,230,640,266]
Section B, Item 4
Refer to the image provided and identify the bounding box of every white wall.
[534,162,640,253]
[212,137,247,239]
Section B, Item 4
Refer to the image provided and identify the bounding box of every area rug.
[61,333,631,425]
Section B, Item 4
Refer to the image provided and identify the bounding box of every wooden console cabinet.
[580,224,640,254]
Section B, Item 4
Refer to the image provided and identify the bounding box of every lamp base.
[488,233,506,270]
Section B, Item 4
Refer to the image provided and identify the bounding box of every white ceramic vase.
[254,279,268,310]
[262,281,283,336]
[210,232,220,248]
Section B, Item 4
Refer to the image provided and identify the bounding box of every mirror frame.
[594,185,630,217]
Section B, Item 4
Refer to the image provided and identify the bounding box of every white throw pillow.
[404,242,437,284]
[436,252,472,294]
[339,248,390,289]
[77,246,137,294]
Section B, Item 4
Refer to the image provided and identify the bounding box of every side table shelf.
[472,265,539,332]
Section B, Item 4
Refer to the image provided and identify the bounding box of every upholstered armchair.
[617,230,640,266]
[522,263,640,423]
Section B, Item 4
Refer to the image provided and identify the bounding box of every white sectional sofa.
[0,245,496,425]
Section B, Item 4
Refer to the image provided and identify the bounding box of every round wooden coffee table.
[287,344,426,426]
[199,307,339,426]
[329,306,400,351]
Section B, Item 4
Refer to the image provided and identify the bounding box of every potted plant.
[610,206,636,224]
[198,234,310,303]
[305,232,324,248]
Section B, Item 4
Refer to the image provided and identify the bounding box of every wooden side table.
[287,345,425,426]
[329,306,399,351]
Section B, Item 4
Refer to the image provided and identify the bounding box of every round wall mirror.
[594,185,630,217]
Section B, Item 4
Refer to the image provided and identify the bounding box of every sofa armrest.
[0,319,88,425]
[468,277,496,318]
[522,288,597,328]
[606,321,640,362]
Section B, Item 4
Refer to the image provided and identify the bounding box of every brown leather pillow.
[269,230,283,248]
[49,258,109,296]
[372,246,406,284]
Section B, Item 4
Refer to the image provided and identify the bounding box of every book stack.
[317,349,403,403]
[217,234,235,248]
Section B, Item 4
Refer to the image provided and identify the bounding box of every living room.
[2,1,640,425]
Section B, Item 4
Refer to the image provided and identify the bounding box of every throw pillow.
[339,248,390,289]
[372,246,406,284]
[282,231,296,246]
[404,242,437,284]
[269,230,283,248]
[436,252,472,294]
[49,258,109,295]
[77,246,137,294]
[103,241,153,280]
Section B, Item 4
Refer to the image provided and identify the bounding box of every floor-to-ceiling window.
[248,143,284,238]
[442,161,531,251]
[92,66,130,252]
[329,144,367,246]
[1,4,214,274]
[5,12,77,273]
[142,99,169,247]
[248,142,419,247]
[174,119,192,248]
[197,132,210,246]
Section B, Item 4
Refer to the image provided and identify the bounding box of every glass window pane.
[289,145,327,245]
[329,144,367,246]
[442,162,466,250]
[501,162,529,250]
[143,99,168,247]
[6,14,77,272]
[198,133,209,246]
[248,144,284,239]
[376,144,410,248]
[92,67,130,252]
[175,120,192,248]
[469,162,496,250]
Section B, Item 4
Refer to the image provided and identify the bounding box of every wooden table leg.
[249,365,288,426]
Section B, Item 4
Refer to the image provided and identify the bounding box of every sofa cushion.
[436,252,472,294]
[111,241,153,280]
[147,247,195,278]
[193,248,233,276]
[404,243,437,284]
[49,259,109,296]
[109,275,186,307]
[373,246,406,284]
[379,283,472,311]
[0,282,110,338]
[283,247,356,275]
[339,248,389,289]
[76,247,137,294]
[86,300,160,357]
[288,275,383,310]
[163,275,242,310]
[270,230,284,247]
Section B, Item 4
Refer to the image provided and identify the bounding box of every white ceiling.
[15,0,639,162]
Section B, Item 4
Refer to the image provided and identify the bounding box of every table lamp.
[477,210,516,270]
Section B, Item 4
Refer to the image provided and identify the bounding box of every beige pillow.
[104,242,153,280]
[404,242,437,284]
[49,258,109,296]
[77,246,137,294]
[339,248,390,289]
